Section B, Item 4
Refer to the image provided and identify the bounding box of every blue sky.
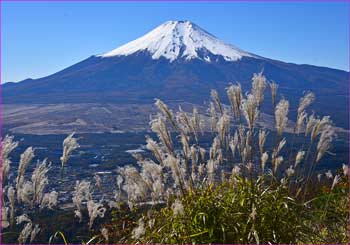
[2,1,349,82]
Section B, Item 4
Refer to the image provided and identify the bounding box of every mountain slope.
[3,20,349,129]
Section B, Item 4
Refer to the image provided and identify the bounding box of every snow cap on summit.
[100,20,257,62]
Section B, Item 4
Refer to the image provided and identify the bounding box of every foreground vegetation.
[2,73,349,244]
[102,175,348,244]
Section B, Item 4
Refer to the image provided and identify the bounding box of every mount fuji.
[3,20,349,132]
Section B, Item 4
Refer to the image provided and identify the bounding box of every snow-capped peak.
[99,20,258,62]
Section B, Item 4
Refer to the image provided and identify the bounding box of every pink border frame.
[0,0,349,244]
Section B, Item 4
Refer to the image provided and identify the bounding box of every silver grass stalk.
[247,162,253,174]
[199,118,205,135]
[132,218,146,240]
[342,164,349,177]
[72,180,92,222]
[310,116,332,141]
[7,186,15,227]
[325,170,333,179]
[261,152,268,173]
[148,218,155,229]
[87,200,106,229]
[273,156,284,173]
[298,92,315,116]
[244,129,253,162]
[75,210,83,222]
[179,159,189,190]
[155,99,178,130]
[146,137,164,166]
[2,158,11,185]
[150,115,173,154]
[19,181,33,205]
[296,92,315,134]
[272,138,286,173]
[245,129,252,147]
[238,125,246,151]
[109,189,121,209]
[276,138,287,154]
[242,94,259,131]
[226,83,242,120]
[275,99,289,136]
[176,106,192,135]
[250,205,257,221]
[151,179,164,201]
[1,135,18,184]
[108,200,118,210]
[331,175,340,190]
[207,159,219,185]
[229,131,239,159]
[231,165,241,177]
[140,160,164,200]
[191,146,198,184]
[2,207,9,229]
[197,163,206,179]
[211,89,224,115]
[199,147,206,162]
[191,164,200,186]
[40,191,58,210]
[241,147,249,167]
[101,227,109,242]
[209,138,220,162]
[221,169,226,183]
[217,150,223,164]
[316,125,336,162]
[191,107,200,142]
[120,166,149,202]
[94,174,103,192]
[305,114,317,136]
[18,222,32,244]
[280,177,287,186]
[31,159,50,206]
[117,175,123,190]
[16,147,35,201]
[1,135,18,163]
[209,102,217,133]
[216,110,230,145]
[286,165,295,177]
[251,72,267,107]
[60,133,79,168]
[172,199,185,216]
[164,155,185,192]
[181,133,191,160]
[296,110,307,134]
[16,214,31,225]
[30,224,40,243]
[294,150,305,167]
[209,136,221,161]
[131,152,144,164]
[269,81,278,107]
[258,129,267,154]
[190,146,198,166]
